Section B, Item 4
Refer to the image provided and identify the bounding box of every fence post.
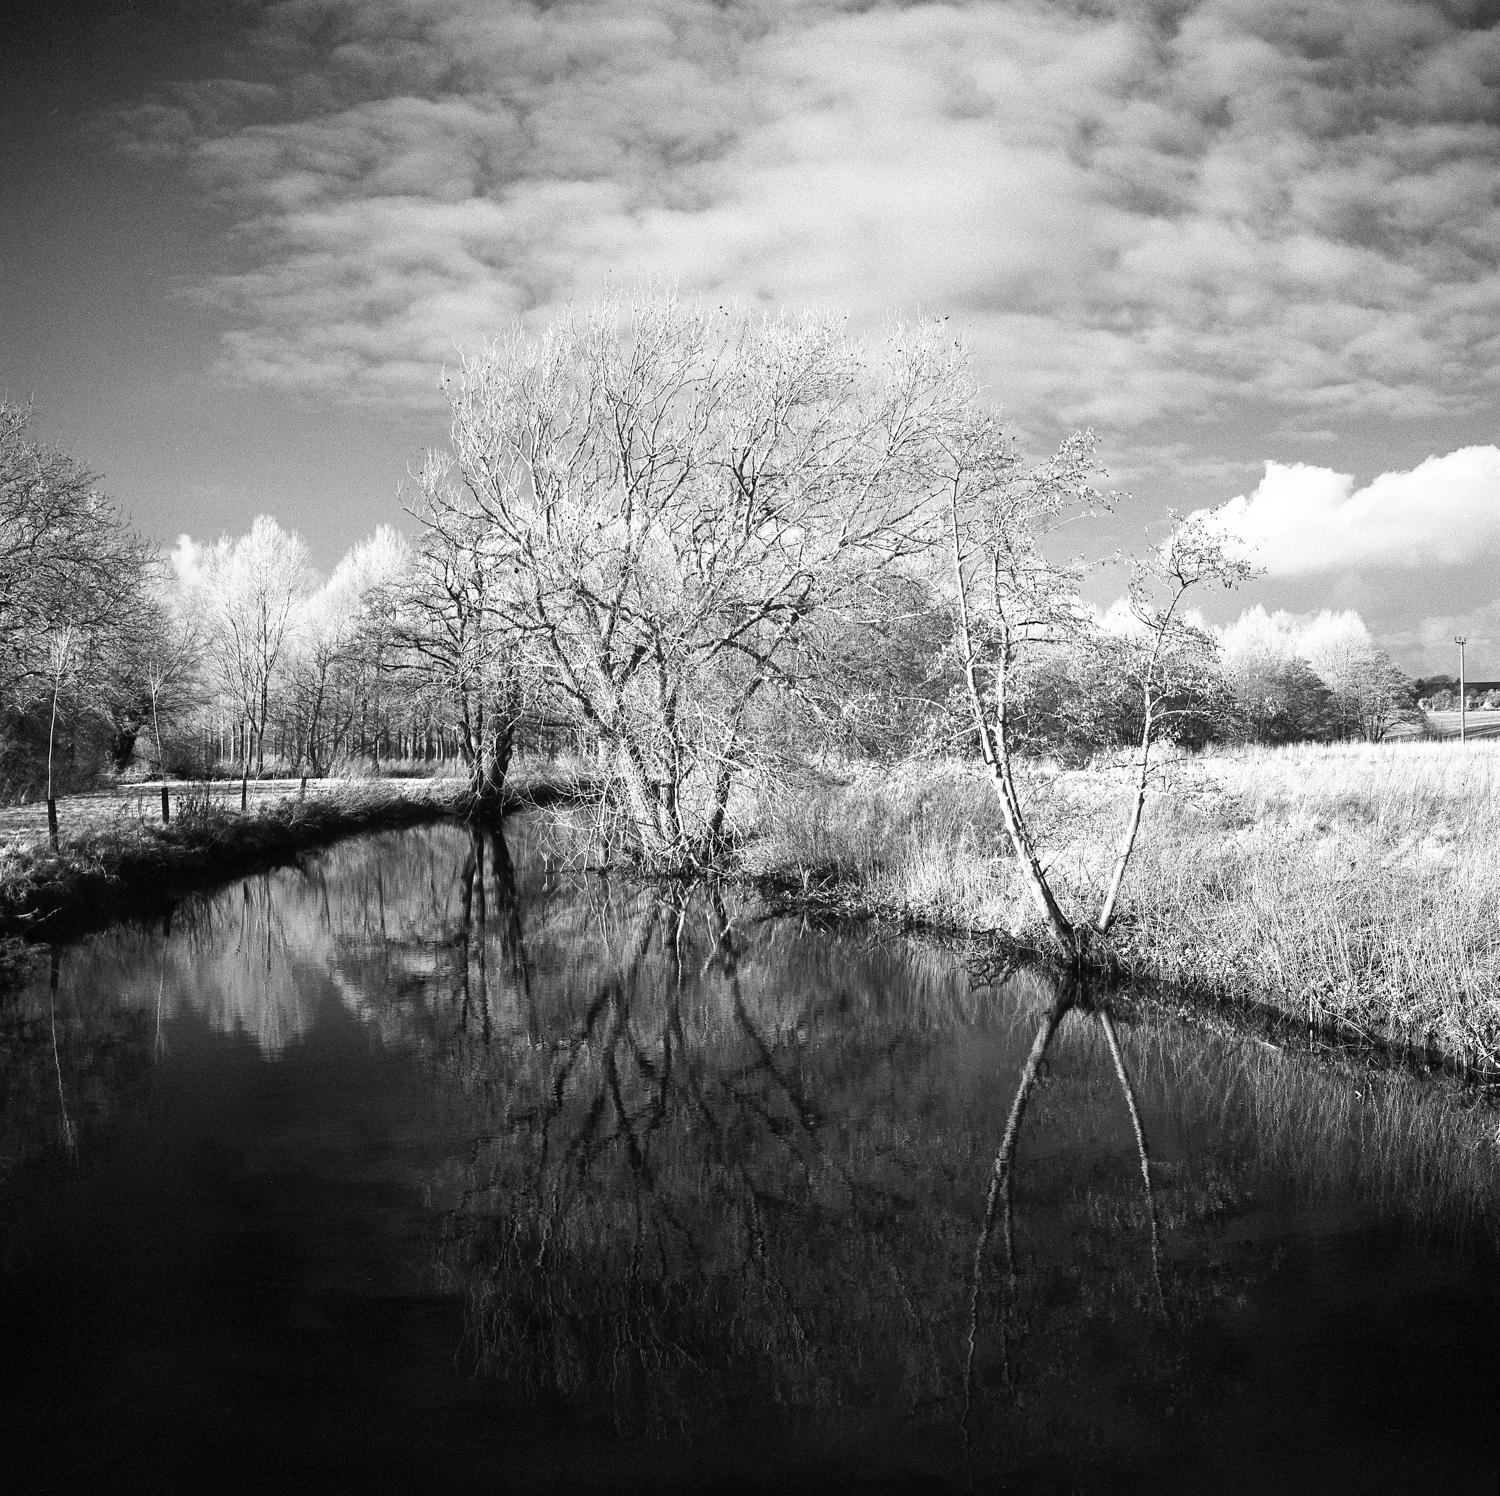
[161,784,171,824]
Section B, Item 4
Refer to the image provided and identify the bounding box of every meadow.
[741,741,1500,1074]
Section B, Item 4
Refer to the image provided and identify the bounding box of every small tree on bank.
[1092,517,1254,934]
[946,441,1250,953]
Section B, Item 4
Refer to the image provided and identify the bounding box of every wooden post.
[161,784,171,824]
[46,797,59,849]
[1456,635,1467,742]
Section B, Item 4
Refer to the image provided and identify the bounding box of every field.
[741,741,1500,1072]
[1415,710,1500,740]
[0,777,450,845]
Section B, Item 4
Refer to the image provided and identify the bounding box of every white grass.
[743,742,1500,1070]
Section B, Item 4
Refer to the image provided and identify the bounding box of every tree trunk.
[468,729,511,813]
[611,736,674,863]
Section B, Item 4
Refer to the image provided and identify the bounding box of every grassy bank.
[0,765,586,946]
[739,743,1500,1074]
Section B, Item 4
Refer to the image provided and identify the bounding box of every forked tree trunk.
[611,735,676,863]
[949,504,1076,955]
[467,722,513,815]
[962,652,1075,953]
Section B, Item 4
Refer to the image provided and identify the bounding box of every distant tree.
[1339,651,1420,741]
[1230,655,1338,744]
[0,405,152,701]
[793,571,953,760]
[1413,673,1458,703]
[1299,610,1416,740]
[193,516,313,805]
[1008,632,1229,764]
[93,573,205,774]
[399,504,534,813]
[287,526,410,777]
[0,402,156,802]
[1218,607,1337,745]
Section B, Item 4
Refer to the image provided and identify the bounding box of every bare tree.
[193,516,312,808]
[944,422,1115,950]
[287,526,410,778]
[0,403,155,765]
[398,503,533,814]
[89,572,207,778]
[1093,515,1254,935]
[945,425,1248,951]
[417,292,961,864]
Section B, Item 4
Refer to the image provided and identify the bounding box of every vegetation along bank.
[742,742,1500,1078]
[0,770,586,949]
[4,292,1496,1081]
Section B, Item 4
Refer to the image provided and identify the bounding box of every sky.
[2,0,1497,675]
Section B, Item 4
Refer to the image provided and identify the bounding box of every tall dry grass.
[741,743,1500,1070]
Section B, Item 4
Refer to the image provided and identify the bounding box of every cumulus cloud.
[107,0,1500,428]
[1201,446,1500,574]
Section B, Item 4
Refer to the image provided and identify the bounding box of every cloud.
[106,0,1500,429]
[1201,446,1500,574]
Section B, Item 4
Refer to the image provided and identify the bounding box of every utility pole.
[1456,635,1467,742]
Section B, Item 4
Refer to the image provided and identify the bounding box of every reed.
[741,743,1500,1071]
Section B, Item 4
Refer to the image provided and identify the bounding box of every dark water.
[1,819,1496,1494]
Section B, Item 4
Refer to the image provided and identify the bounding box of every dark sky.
[1,0,437,564]
[3,0,1498,670]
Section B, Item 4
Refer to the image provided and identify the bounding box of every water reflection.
[2,820,1496,1491]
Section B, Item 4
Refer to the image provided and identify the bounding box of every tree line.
[2,298,1427,850]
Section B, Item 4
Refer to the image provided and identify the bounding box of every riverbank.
[9,747,1499,1076]
[0,768,584,949]
[738,742,1500,1075]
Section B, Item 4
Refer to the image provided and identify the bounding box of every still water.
[2,819,1496,1493]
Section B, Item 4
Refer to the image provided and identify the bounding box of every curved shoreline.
[5,771,1498,1094]
[0,775,588,948]
[742,866,1500,1097]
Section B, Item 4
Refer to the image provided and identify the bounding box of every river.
[2,818,1496,1493]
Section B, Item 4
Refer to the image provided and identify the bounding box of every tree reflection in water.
[445,858,976,1438]
[2,818,1495,1488]
[442,834,1216,1475]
